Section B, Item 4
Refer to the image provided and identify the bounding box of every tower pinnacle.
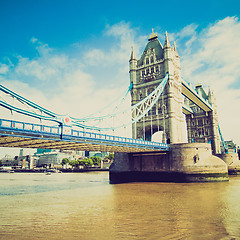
[130,45,137,60]
[173,41,179,56]
[148,29,158,41]
[164,31,171,48]
[173,41,176,50]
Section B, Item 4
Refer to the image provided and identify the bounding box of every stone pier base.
[216,153,240,175]
[109,143,229,184]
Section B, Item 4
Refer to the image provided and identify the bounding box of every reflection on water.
[0,172,240,239]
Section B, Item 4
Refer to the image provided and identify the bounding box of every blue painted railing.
[0,119,169,151]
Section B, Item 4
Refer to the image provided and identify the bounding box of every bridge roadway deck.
[0,119,169,153]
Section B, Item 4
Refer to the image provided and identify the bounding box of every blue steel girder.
[131,73,168,123]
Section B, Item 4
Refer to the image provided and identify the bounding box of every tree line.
[61,153,114,169]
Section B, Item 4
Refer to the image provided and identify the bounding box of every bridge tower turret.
[163,32,185,143]
[129,46,138,107]
[129,45,137,84]
[208,88,221,154]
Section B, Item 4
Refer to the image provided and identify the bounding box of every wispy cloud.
[0,63,9,75]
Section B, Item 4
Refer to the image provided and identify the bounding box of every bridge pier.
[109,143,229,183]
[215,153,240,175]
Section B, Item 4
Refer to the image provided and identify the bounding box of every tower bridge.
[0,30,239,183]
[110,30,240,183]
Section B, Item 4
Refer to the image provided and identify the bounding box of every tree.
[106,153,114,161]
[68,160,77,169]
[61,158,69,166]
[78,158,93,168]
[108,153,114,160]
[90,156,101,166]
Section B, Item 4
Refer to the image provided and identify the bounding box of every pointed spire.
[173,41,176,50]
[208,88,215,105]
[208,87,214,96]
[130,45,137,60]
[173,41,179,56]
[164,31,171,48]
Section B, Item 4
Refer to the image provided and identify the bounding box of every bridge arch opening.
[152,131,164,143]
[143,125,167,143]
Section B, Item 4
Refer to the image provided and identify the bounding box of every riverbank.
[0,168,109,173]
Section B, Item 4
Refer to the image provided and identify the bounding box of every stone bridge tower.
[185,86,221,154]
[129,31,185,143]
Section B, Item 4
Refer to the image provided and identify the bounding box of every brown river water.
[0,172,240,240]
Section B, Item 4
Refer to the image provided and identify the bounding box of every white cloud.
[0,63,9,74]
[30,37,38,43]
[105,21,135,52]
[84,49,106,66]
[84,21,136,68]
[172,23,199,54]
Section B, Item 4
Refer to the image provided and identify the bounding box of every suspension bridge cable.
[71,82,133,122]
[0,84,61,118]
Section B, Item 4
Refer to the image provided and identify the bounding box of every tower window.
[151,67,154,73]
[146,69,149,75]
[146,58,149,65]
[156,65,159,72]
[160,64,163,72]
[150,56,154,63]
[142,70,145,76]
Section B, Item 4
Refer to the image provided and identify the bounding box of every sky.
[0,0,240,157]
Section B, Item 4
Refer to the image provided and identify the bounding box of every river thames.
[0,172,240,240]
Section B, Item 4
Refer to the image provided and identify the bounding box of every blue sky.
[1,0,239,59]
[0,0,240,156]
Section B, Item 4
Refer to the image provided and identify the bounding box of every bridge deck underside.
[0,131,165,153]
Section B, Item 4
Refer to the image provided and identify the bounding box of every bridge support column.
[215,153,240,175]
[109,143,228,183]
